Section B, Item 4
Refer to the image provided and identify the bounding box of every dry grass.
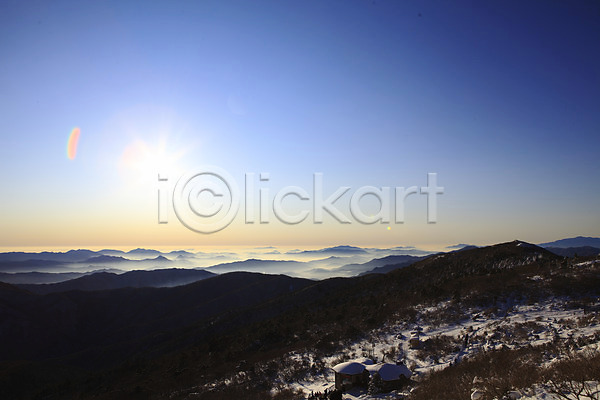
[409,344,600,400]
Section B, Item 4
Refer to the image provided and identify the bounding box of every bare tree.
[546,349,600,400]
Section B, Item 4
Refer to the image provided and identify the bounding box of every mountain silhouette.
[539,236,600,248]
[17,268,216,294]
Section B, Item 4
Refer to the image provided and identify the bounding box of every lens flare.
[67,127,81,160]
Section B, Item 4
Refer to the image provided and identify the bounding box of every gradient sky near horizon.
[1,0,599,251]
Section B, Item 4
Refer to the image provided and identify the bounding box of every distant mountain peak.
[127,248,161,255]
[539,236,600,249]
[329,245,362,250]
[289,245,368,255]
[445,243,472,250]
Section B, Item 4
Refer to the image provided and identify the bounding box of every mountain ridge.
[17,268,217,294]
[538,236,600,248]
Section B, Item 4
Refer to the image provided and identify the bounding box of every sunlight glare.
[119,136,186,184]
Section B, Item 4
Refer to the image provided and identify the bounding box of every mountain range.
[0,238,598,399]
[17,268,216,294]
[0,237,598,284]
[538,235,600,248]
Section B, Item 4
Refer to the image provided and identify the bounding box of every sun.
[120,136,186,184]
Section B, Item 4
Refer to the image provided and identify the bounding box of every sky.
[1,0,599,251]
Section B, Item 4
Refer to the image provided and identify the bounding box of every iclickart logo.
[158,167,443,234]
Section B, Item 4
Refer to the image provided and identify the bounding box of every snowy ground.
[282,297,600,399]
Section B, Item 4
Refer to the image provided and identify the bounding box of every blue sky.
[1,0,599,250]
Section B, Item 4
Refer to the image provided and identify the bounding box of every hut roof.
[332,361,366,375]
[365,363,411,381]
